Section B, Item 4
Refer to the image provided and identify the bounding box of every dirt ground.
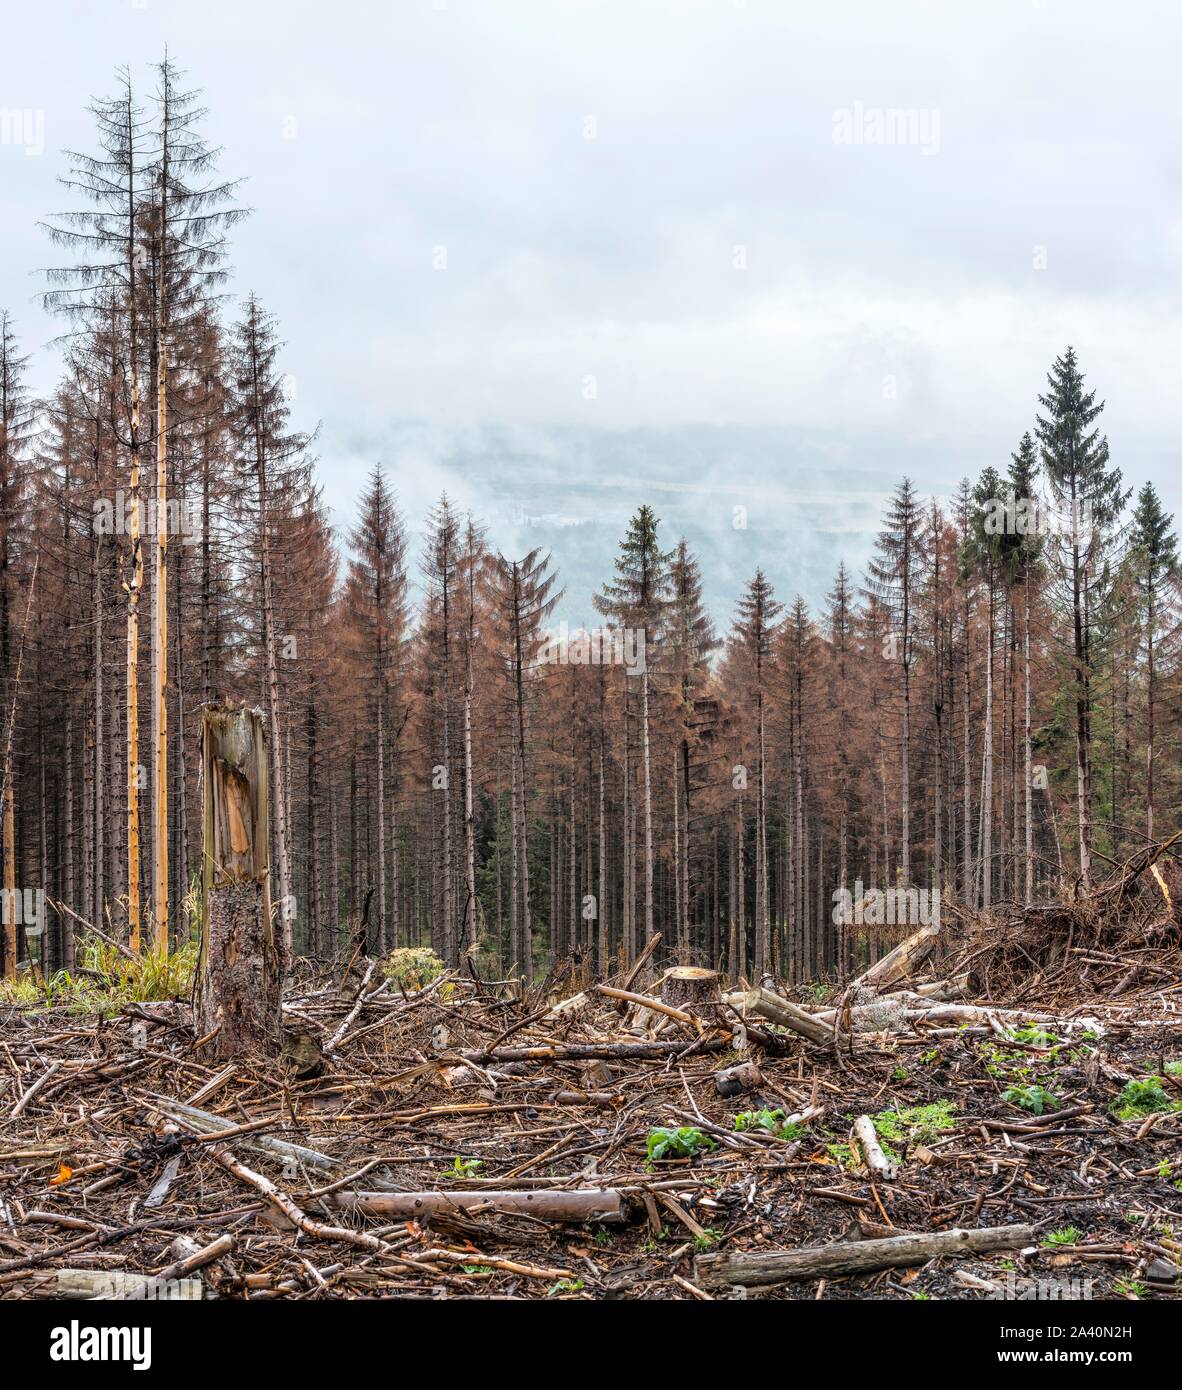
[2,944,1179,1302]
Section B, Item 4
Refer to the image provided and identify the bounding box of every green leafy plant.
[1111,1077,1178,1122]
[1005,1024,1061,1051]
[547,1278,585,1296]
[1114,1278,1146,1300]
[1002,1083,1059,1115]
[891,1065,909,1083]
[733,1108,808,1139]
[1042,1226,1079,1247]
[693,1229,722,1251]
[734,1107,783,1132]
[444,1156,483,1178]
[645,1126,716,1162]
[383,946,445,992]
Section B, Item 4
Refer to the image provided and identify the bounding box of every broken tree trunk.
[196,706,281,1059]
[724,986,833,1045]
[695,1222,1038,1288]
[850,923,938,994]
[714,1059,762,1097]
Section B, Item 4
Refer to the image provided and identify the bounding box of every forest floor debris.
[1,925,1180,1301]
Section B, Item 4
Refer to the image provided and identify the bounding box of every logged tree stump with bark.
[196,706,282,1059]
[661,966,720,1012]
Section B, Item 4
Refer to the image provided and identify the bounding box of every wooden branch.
[458,1038,729,1062]
[596,984,698,1026]
[325,960,377,1052]
[853,1114,898,1179]
[328,1188,625,1224]
[695,1223,1038,1287]
[724,987,834,1045]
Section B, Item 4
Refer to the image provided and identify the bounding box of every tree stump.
[661,966,720,1013]
[714,1060,762,1098]
[196,706,282,1059]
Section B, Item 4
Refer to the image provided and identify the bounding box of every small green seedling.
[1042,1226,1079,1247]
[1002,1083,1059,1115]
[1005,1024,1061,1050]
[733,1108,808,1139]
[445,1156,483,1178]
[645,1126,717,1162]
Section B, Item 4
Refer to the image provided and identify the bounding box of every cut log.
[546,991,589,1019]
[196,706,281,1060]
[714,1060,762,1098]
[328,1188,625,1224]
[41,1270,204,1300]
[695,1222,1038,1287]
[661,966,720,1012]
[724,987,834,1045]
[850,924,939,994]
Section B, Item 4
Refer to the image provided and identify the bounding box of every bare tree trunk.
[196,706,281,1059]
[152,94,170,953]
[640,667,654,944]
[982,573,994,911]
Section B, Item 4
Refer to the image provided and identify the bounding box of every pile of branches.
[942,834,1182,1006]
[1,919,1179,1301]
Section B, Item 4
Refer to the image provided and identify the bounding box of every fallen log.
[33,1270,204,1300]
[328,1188,625,1224]
[695,1222,1038,1287]
[595,984,698,1027]
[458,1038,729,1062]
[147,1094,339,1173]
[850,924,939,994]
[724,987,833,1045]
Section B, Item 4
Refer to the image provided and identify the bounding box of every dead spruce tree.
[196,705,280,1058]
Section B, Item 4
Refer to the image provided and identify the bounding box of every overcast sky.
[2,0,1179,625]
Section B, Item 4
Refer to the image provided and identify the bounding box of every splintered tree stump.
[661,966,720,1013]
[714,1060,762,1098]
[196,706,282,1060]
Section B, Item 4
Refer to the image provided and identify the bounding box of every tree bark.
[696,1223,1037,1287]
[196,706,281,1059]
